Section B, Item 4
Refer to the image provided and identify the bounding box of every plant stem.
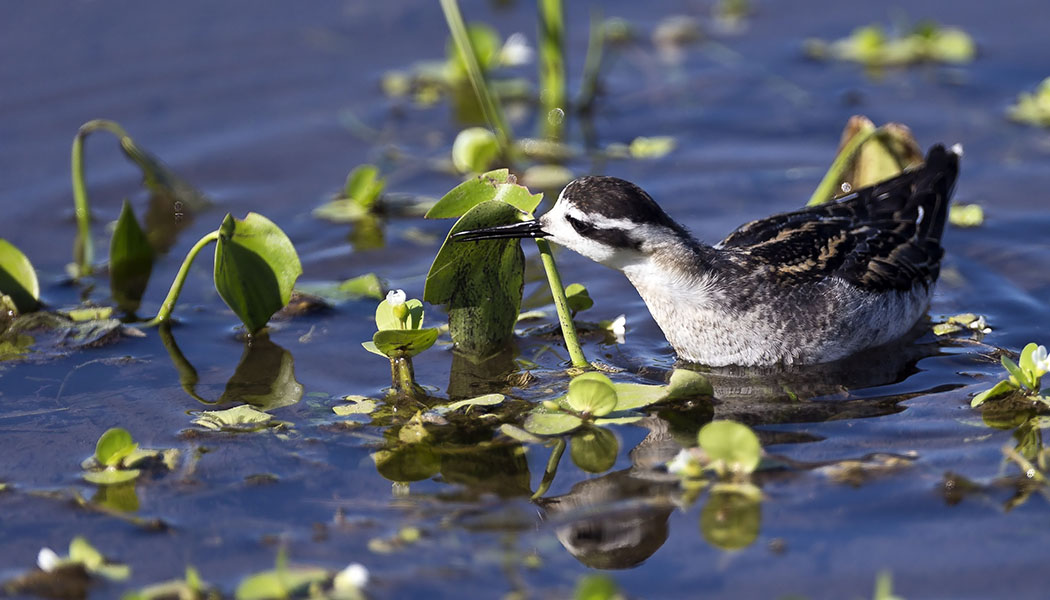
[390,355,417,396]
[577,8,606,113]
[535,239,588,367]
[538,0,566,140]
[806,124,883,206]
[70,119,131,278]
[531,438,565,500]
[145,230,219,327]
[439,0,513,152]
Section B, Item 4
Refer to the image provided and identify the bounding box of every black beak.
[452,219,547,242]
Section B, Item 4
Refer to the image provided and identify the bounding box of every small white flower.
[608,314,626,344]
[333,563,369,591]
[968,315,991,334]
[500,33,534,66]
[386,289,406,307]
[1033,344,1050,376]
[666,449,693,476]
[37,547,60,572]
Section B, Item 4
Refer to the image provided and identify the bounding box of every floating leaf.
[971,379,1019,408]
[574,574,621,600]
[949,204,984,228]
[68,537,129,581]
[1008,77,1050,128]
[192,405,273,431]
[565,283,593,313]
[445,393,505,412]
[0,238,40,313]
[698,420,762,475]
[452,127,500,173]
[83,469,140,485]
[805,22,975,66]
[333,396,378,416]
[66,307,114,322]
[666,369,714,399]
[94,427,137,467]
[425,170,542,219]
[213,213,303,334]
[592,415,644,426]
[313,165,386,223]
[372,328,439,358]
[570,427,619,473]
[235,566,328,600]
[629,136,676,159]
[425,200,527,356]
[524,412,584,435]
[109,200,155,313]
[609,382,666,411]
[566,372,617,417]
[375,298,423,331]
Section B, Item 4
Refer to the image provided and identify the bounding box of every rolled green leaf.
[0,239,39,313]
[109,200,155,313]
[95,427,137,467]
[566,372,617,417]
[213,213,302,334]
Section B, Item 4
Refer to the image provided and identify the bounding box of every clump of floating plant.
[948,203,984,228]
[120,566,216,600]
[804,20,975,67]
[362,290,439,395]
[1007,77,1050,128]
[81,427,178,486]
[807,115,922,206]
[235,548,368,600]
[147,212,302,334]
[70,119,208,282]
[932,313,991,337]
[312,164,386,223]
[1,536,130,597]
[971,343,1050,408]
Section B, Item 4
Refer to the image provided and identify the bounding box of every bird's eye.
[566,215,594,236]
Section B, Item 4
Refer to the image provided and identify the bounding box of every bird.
[453,144,961,367]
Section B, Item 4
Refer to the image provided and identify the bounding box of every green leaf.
[452,127,500,173]
[566,372,617,417]
[524,412,584,436]
[344,165,385,209]
[109,200,156,313]
[1019,343,1040,381]
[629,136,676,159]
[375,298,423,331]
[0,238,40,313]
[971,379,1020,408]
[570,427,619,473]
[69,536,104,570]
[95,427,137,467]
[372,328,439,358]
[666,369,713,399]
[192,405,273,431]
[949,204,984,228]
[1002,356,1034,391]
[83,469,141,485]
[565,283,593,313]
[361,341,386,357]
[610,382,667,411]
[333,396,378,416]
[499,423,547,444]
[425,200,527,357]
[235,567,328,600]
[592,415,644,426]
[339,273,384,300]
[425,170,542,219]
[66,306,114,322]
[574,575,620,600]
[213,213,303,333]
[446,23,502,78]
[698,420,762,475]
[445,393,505,412]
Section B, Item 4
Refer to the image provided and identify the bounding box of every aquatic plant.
[121,567,215,600]
[805,21,975,67]
[971,343,1050,408]
[362,290,439,394]
[312,164,386,223]
[0,238,40,314]
[81,427,178,485]
[1007,77,1050,127]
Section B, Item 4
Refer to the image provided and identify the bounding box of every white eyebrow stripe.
[915,206,925,225]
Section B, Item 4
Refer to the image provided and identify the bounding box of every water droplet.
[840,182,852,193]
[547,108,565,126]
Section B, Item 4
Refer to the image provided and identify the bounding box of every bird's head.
[454,176,691,269]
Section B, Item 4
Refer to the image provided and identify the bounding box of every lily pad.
[372,328,439,358]
[698,421,762,475]
[192,405,273,432]
[0,238,40,313]
[570,427,619,473]
[425,200,527,357]
[109,200,155,313]
[213,213,303,334]
[566,372,617,417]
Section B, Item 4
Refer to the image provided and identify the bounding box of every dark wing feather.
[720,145,959,292]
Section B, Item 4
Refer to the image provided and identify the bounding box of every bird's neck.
[620,237,725,313]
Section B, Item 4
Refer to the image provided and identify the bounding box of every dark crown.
[561,177,696,245]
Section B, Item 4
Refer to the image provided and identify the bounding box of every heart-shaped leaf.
[524,412,584,436]
[372,328,439,358]
[109,200,155,313]
[375,298,424,331]
[95,427,137,467]
[698,420,762,475]
[425,170,542,219]
[569,427,619,473]
[0,238,40,313]
[564,283,593,313]
[213,213,302,333]
[566,372,617,417]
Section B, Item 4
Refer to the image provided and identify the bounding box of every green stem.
[538,0,566,140]
[439,0,513,152]
[71,119,131,278]
[531,438,566,500]
[145,230,219,327]
[576,8,606,113]
[806,125,883,206]
[535,239,588,368]
[390,355,418,396]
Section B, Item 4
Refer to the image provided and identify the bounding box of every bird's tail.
[913,143,961,245]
